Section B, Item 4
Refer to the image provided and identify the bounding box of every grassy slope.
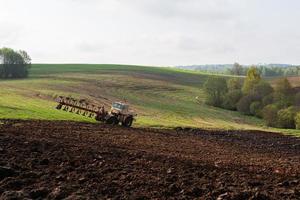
[0,64,298,134]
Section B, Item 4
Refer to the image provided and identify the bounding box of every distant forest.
[177,63,300,77]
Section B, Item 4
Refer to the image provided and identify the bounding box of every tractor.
[55,96,136,127]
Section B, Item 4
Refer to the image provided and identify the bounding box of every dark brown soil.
[0,120,299,199]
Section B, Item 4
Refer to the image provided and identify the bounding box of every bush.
[204,76,228,107]
[295,112,300,129]
[262,94,274,106]
[222,89,243,110]
[250,101,263,117]
[262,104,279,127]
[274,98,293,110]
[277,107,298,129]
[237,95,255,115]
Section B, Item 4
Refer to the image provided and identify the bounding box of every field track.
[0,120,299,199]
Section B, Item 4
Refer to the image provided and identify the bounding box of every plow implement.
[55,96,135,127]
[56,96,106,120]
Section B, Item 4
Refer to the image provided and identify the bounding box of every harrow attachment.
[56,96,107,121]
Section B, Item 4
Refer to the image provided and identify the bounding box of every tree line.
[204,67,300,129]
[229,62,300,77]
[0,47,31,78]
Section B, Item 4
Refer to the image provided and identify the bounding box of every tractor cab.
[110,102,129,114]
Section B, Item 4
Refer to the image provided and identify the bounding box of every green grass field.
[0,64,299,134]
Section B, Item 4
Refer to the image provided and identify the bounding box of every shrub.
[295,112,300,129]
[250,101,263,117]
[262,104,279,127]
[274,98,293,110]
[262,94,274,106]
[237,95,255,115]
[222,89,243,110]
[204,76,228,107]
[277,106,298,129]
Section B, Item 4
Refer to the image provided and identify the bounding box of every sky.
[0,0,300,66]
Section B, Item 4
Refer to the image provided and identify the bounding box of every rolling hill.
[0,64,296,132]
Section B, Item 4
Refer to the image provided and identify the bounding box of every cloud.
[0,23,22,45]
[123,0,238,22]
[77,41,108,53]
[1,0,300,65]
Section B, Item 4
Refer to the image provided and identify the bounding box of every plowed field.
[0,120,299,199]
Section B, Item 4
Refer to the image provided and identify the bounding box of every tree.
[237,95,255,115]
[222,89,243,110]
[250,81,273,101]
[262,104,279,127]
[227,78,242,91]
[231,62,243,76]
[0,47,31,78]
[277,106,298,129]
[275,78,293,96]
[262,94,274,106]
[204,76,228,107]
[274,78,293,108]
[242,66,261,94]
[250,101,263,117]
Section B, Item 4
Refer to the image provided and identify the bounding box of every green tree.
[274,78,293,108]
[275,78,293,95]
[227,78,242,91]
[262,104,279,127]
[277,106,298,129]
[242,66,261,94]
[237,95,255,115]
[250,101,263,117]
[204,76,228,107]
[262,94,274,106]
[250,81,273,100]
[222,89,243,110]
[0,47,31,78]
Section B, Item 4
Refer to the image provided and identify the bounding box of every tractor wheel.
[122,117,133,127]
[95,114,105,122]
[106,116,119,125]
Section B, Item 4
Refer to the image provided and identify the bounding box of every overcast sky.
[1,0,300,66]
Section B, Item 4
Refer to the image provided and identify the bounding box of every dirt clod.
[0,166,16,180]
